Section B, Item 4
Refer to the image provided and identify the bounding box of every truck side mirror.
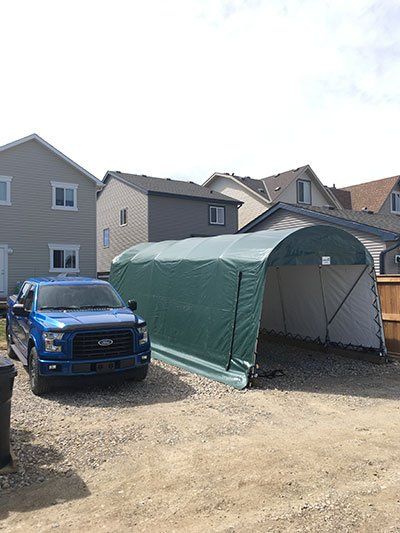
[13,303,27,317]
[128,300,137,312]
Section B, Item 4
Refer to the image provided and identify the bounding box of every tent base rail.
[260,332,388,365]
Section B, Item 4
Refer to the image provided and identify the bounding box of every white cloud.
[1,0,399,187]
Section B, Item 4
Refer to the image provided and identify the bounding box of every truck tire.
[6,325,18,360]
[126,364,149,382]
[29,348,51,396]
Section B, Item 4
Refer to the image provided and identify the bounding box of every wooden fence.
[377,275,400,356]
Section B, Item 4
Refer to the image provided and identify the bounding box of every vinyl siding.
[0,139,97,295]
[148,195,238,242]
[97,177,148,273]
[279,169,335,207]
[246,210,386,273]
[205,176,267,229]
[380,182,400,215]
[383,242,400,275]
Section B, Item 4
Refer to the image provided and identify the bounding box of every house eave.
[104,171,242,205]
[238,202,400,242]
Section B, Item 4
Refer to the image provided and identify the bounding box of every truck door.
[20,286,35,348]
[12,282,32,350]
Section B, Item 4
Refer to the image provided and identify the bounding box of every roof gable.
[238,202,400,241]
[206,165,341,208]
[342,176,399,212]
[262,165,309,202]
[104,171,242,204]
[0,134,102,187]
[204,172,271,203]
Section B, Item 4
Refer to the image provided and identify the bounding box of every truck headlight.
[43,332,64,352]
[138,326,148,345]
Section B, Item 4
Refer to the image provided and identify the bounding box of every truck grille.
[72,330,134,359]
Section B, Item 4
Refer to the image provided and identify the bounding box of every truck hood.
[34,308,146,331]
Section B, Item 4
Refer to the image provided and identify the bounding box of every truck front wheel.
[29,348,51,396]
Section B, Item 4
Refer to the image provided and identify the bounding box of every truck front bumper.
[37,351,151,377]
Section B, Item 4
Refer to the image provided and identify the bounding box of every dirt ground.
[1,342,400,532]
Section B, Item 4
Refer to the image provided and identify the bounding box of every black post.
[0,357,17,469]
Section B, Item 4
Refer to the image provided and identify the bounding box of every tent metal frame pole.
[368,266,387,355]
[276,267,287,335]
[327,265,368,327]
[318,266,330,343]
[226,271,243,371]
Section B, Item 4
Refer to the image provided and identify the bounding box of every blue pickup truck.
[6,277,151,395]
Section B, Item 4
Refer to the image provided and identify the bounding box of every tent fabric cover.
[110,226,381,389]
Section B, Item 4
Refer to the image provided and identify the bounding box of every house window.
[391,192,400,213]
[120,208,127,226]
[48,244,80,273]
[0,176,12,206]
[297,180,311,204]
[103,228,110,247]
[51,181,78,210]
[209,205,225,225]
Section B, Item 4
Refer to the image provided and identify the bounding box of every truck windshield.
[37,284,124,311]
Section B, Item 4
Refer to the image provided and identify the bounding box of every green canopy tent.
[110,226,386,389]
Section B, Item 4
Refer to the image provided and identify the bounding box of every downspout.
[379,239,400,275]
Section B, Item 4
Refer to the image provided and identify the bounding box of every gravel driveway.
[1,343,400,532]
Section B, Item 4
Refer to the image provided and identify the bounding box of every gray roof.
[108,171,241,204]
[226,174,271,200]
[262,166,309,202]
[239,201,400,240]
[301,204,400,235]
[211,165,316,203]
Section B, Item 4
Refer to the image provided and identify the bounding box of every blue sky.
[2,0,400,187]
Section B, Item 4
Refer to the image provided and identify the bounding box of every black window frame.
[119,208,128,226]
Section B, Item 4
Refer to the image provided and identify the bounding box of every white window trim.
[0,176,12,206]
[209,205,225,225]
[0,244,9,296]
[120,208,128,226]
[51,181,78,211]
[391,192,400,214]
[48,243,80,273]
[297,179,312,205]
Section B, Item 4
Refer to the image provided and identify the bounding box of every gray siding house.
[239,202,400,274]
[0,134,102,299]
[97,171,241,274]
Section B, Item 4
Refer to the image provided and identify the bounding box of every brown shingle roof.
[328,187,352,209]
[341,176,399,212]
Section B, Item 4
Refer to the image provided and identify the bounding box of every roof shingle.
[341,176,399,212]
[294,203,400,235]
[211,165,312,203]
[109,172,241,204]
[328,187,352,209]
[262,166,309,202]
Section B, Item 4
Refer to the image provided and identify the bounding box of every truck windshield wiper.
[78,305,121,310]
[39,306,80,311]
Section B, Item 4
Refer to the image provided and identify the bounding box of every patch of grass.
[0,318,7,350]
